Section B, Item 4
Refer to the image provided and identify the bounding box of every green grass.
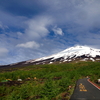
[0,61,100,100]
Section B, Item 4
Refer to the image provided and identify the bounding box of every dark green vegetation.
[0,62,100,100]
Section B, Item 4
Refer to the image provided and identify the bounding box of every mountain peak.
[3,45,100,67]
[24,45,100,65]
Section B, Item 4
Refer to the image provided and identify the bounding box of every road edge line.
[87,78,100,90]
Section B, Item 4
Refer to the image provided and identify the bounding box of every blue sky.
[0,0,100,65]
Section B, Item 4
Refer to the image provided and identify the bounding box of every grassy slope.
[0,62,100,100]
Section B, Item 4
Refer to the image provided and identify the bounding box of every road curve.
[70,78,100,100]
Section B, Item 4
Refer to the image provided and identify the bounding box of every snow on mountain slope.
[2,45,100,68]
[25,45,100,64]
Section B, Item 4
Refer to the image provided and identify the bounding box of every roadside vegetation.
[0,61,100,100]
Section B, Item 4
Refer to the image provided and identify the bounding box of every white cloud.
[25,16,53,39]
[0,10,27,28]
[0,21,8,30]
[0,48,8,57]
[17,32,23,36]
[0,23,4,30]
[16,41,40,49]
[52,26,63,35]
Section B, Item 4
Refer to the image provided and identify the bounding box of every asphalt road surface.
[70,78,100,100]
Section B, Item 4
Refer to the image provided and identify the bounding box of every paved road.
[70,78,100,100]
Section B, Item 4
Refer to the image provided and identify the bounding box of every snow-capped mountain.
[24,45,100,65]
[1,45,100,68]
